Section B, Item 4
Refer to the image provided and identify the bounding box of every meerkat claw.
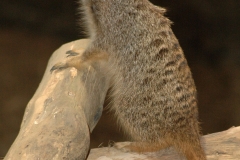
[50,62,68,73]
[66,50,79,57]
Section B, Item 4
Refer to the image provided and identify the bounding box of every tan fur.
[52,0,206,159]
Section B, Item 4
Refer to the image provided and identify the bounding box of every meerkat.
[51,0,206,159]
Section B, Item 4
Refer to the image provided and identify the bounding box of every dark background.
[0,0,240,157]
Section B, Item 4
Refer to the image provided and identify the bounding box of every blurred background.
[0,0,240,157]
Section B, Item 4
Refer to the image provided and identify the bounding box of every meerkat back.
[52,0,206,159]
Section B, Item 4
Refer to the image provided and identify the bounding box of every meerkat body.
[52,0,206,159]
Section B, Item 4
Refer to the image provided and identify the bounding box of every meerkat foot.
[50,50,83,73]
[50,50,109,73]
[114,141,169,153]
[114,142,133,152]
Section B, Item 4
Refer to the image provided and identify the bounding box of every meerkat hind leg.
[170,132,206,160]
[115,136,206,160]
[175,140,206,160]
